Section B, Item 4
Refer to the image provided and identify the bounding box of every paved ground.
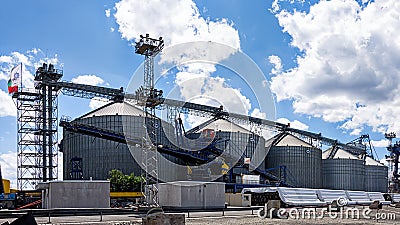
[1,206,400,224]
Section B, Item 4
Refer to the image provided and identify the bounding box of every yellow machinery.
[2,179,10,194]
[110,192,143,198]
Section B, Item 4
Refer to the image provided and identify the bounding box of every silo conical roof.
[265,132,314,148]
[200,118,252,134]
[79,101,145,119]
[322,148,359,160]
[365,156,385,166]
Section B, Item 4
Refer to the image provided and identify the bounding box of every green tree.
[108,169,144,192]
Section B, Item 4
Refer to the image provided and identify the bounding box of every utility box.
[225,193,251,207]
[158,181,225,209]
[238,175,260,184]
[37,180,110,209]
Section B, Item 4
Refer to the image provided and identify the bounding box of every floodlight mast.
[385,132,400,192]
[134,34,164,206]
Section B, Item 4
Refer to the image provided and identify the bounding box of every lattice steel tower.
[13,63,61,190]
[134,34,164,205]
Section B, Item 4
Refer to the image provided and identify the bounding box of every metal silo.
[265,133,322,189]
[322,149,365,191]
[365,156,388,192]
[62,101,181,181]
[62,102,145,180]
[185,118,266,182]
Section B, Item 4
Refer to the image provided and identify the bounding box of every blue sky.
[1,0,398,186]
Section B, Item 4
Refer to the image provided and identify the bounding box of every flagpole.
[20,63,22,92]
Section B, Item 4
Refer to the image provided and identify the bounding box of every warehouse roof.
[79,101,145,119]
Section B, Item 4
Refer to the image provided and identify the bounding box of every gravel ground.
[186,215,399,225]
[186,206,400,225]
[1,206,400,224]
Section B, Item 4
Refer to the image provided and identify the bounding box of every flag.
[8,64,22,94]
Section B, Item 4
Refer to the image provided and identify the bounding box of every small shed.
[37,180,110,209]
[158,181,225,209]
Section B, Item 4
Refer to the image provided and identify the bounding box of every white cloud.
[268,55,283,75]
[372,139,389,148]
[270,0,280,13]
[0,49,59,117]
[0,56,13,64]
[0,151,63,188]
[105,9,111,18]
[11,52,31,67]
[71,74,105,86]
[112,0,259,129]
[112,0,240,87]
[277,117,309,130]
[180,74,252,128]
[89,97,110,110]
[113,0,240,48]
[0,90,16,117]
[251,108,267,119]
[0,151,17,188]
[71,75,111,111]
[0,48,59,91]
[270,0,400,135]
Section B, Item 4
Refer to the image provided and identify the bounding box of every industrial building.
[61,101,267,184]
[8,35,392,211]
[265,133,322,189]
[322,148,388,192]
[62,102,147,180]
[61,101,388,193]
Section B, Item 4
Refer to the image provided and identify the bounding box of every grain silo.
[322,149,365,191]
[365,156,388,192]
[265,133,322,188]
[185,118,266,183]
[62,101,179,181]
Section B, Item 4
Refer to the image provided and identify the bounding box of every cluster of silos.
[61,101,265,182]
[321,148,387,192]
[265,133,322,188]
[265,133,388,192]
[61,101,388,192]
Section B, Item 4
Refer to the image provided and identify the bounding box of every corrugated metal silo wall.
[214,131,265,170]
[322,159,365,191]
[365,165,388,192]
[265,146,322,188]
[63,115,183,181]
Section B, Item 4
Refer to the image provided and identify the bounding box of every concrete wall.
[38,181,110,209]
[159,181,225,209]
